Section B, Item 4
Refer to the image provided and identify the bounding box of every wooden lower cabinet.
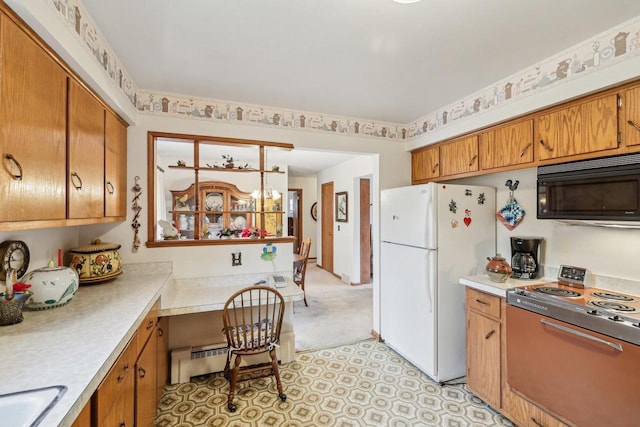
[466,307,501,409]
[70,399,91,427]
[465,288,570,427]
[157,317,170,406]
[136,327,158,427]
[89,300,161,427]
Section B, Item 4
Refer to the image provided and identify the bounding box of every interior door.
[359,178,371,284]
[321,182,334,273]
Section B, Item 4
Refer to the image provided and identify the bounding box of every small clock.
[310,202,318,221]
[0,240,30,280]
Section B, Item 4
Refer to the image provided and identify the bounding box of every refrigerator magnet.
[449,199,457,213]
[464,209,472,227]
[451,219,459,228]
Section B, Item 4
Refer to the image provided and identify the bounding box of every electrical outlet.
[231,252,242,266]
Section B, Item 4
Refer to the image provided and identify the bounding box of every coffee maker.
[510,237,542,279]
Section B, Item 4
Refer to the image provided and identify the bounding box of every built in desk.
[159,277,304,383]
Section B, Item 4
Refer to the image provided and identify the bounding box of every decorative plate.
[205,194,223,211]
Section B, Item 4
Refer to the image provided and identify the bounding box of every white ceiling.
[82,0,640,176]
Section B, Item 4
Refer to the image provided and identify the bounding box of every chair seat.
[224,319,276,350]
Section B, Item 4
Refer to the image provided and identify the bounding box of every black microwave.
[537,154,640,223]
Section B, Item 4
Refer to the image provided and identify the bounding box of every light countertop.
[0,264,170,427]
[459,274,549,297]
[159,278,304,316]
[0,263,304,427]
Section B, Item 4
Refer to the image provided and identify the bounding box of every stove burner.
[533,287,581,298]
[591,291,635,302]
[589,301,637,312]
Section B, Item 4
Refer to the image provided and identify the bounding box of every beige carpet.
[293,263,373,352]
[154,340,514,426]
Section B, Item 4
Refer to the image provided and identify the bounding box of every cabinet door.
[0,14,67,222]
[466,309,501,409]
[156,317,169,407]
[480,120,533,170]
[105,111,127,217]
[100,371,134,427]
[537,94,618,160]
[411,145,439,183]
[440,135,479,176]
[68,79,105,219]
[136,329,158,427]
[70,399,91,427]
[623,85,640,148]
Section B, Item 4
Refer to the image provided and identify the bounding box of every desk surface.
[159,279,304,317]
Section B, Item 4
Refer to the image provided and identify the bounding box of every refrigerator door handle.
[425,249,436,313]
[426,185,436,250]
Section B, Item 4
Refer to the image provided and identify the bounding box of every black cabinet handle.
[5,154,23,180]
[70,172,83,189]
[485,330,496,340]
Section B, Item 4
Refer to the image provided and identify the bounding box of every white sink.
[0,385,66,427]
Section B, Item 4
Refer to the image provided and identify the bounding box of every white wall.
[453,168,640,282]
[288,176,318,259]
[317,155,376,284]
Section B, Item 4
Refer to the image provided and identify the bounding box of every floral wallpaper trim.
[136,90,406,141]
[49,0,138,107]
[407,15,640,139]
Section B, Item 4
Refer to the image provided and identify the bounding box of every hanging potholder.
[496,197,525,230]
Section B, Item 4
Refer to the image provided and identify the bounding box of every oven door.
[506,305,640,427]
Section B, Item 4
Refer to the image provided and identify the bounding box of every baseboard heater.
[170,343,229,384]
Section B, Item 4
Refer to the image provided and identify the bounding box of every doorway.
[287,188,302,252]
[359,178,371,284]
[320,181,334,273]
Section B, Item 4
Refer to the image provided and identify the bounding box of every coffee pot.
[511,237,542,279]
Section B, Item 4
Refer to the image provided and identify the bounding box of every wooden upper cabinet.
[623,85,640,149]
[105,111,127,217]
[537,93,618,161]
[411,145,439,183]
[0,14,67,222]
[68,79,105,219]
[440,135,479,177]
[480,120,533,171]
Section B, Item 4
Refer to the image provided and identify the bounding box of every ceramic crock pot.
[485,253,513,283]
[69,239,122,283]
[23,266,79,310]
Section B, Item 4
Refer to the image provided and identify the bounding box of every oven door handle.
[540,319,623,352]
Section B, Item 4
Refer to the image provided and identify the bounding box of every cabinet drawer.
[506,389,570,427]
[466,288,501,319]
[136,300,159,353]
[93,337,137,426]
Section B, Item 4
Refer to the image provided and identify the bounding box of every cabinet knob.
[4,154,23,180]
[468,155,478,167]
[138,367,146,378]
[70,172,83,189]
[485,329,496,339]
[106,180,115,194]
[431,162,439,174]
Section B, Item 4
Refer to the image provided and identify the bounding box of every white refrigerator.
[380,182,495,383]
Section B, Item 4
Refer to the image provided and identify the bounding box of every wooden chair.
[222,285,287,412]
[294,238,311,306]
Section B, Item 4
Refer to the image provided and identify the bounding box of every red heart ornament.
[464,217,472,227]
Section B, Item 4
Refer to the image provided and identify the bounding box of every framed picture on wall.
[335,191,348,222]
